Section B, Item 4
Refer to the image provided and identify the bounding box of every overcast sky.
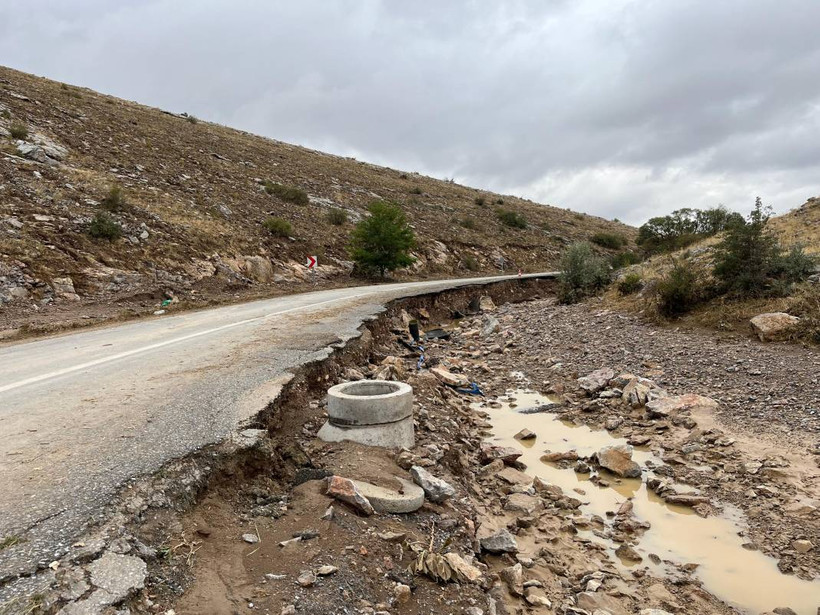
[2,1,819,225]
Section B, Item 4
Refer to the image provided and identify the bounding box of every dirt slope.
[0,65,633,334]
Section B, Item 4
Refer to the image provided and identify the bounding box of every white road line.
[0,293,368,395]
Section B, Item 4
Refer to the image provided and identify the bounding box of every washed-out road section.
[0,274,553,588]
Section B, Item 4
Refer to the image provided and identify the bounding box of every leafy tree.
[557,242,610,303]
[349,201,415,277]
[637,206,743,254]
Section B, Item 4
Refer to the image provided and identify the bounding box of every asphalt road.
[0,273,551,588]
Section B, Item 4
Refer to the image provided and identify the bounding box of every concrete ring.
[327,380,413,426]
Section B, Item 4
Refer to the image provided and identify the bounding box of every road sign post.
[306,255,317,285]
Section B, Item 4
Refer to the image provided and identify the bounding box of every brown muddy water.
[474,389,820,615]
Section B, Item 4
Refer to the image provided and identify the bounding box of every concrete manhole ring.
[327,380,413,426]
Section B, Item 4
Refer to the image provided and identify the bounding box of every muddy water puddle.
[475,389,820,615]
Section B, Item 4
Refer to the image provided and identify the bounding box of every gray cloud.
[1,0,818,224]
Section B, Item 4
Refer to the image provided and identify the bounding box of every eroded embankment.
[0,277,553,615]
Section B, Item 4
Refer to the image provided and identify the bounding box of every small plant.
[474,195,486,206]
[9,122,28,140]
[656,259,708,317]
[617,272,643,295]
[263,217,292,237]
[185,114,198,124]
[461,254,479,271]
[409,186,423,195]
[590,232,627,250]
[326,208,348,226]
[496,209,527,229]
[349,200,415,277]
[263,181,309,205]
[0,535,22,551]
[399,173,408,179]
[557,242,610,304]
[101,184,126,212]
[459,217,477,230]
[611,251,642,269]
[0,109,10,120]
[495,198,504,205]
[88,213,122,241]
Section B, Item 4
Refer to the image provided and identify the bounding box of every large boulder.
[242,256,274,283]
[645,393,717,419]
[52,277,80,301]
[750,312,800,342]
[596,444,641,478]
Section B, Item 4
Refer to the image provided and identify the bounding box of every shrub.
[263,181,309,205]
[88,213,122,241]
[474,195,486,206]
[185,114,198,124]
[557,242,610,303]
[409,186,423,195]
[0,109,10,120]
[459,217,477,230]
[326,208,348,226]
[263,217,292,237]
[617,272,643,295]
[638,206,744,255]
[349,200,415,277]
[9,122,27,140]
[773,244,817,284]
[101,184,126,212]
[712,198,804,298]
[495,198,504,205]
[611,251,642,269]
[590,232,627,250]
[656,259,708,317]
[496,209,527,229]
[461,254,479,271]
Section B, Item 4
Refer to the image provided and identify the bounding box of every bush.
[611,251,642,269]
[461,254,479,271]
[617,272,643,295]
[474,195,486,206]
[557,242,610,303]
[326,208,348,226]
[349,201,415,277]
[263,217,292,237]
[1,109,11,120]
[496,209,527,229]
[9,122,27,140]
[773,244,817,284]
[590,232,627,250]
[656,259,708,317]
[459,217,477,230]
[495,198,504,205]
[88,213,122,241]
[185,114,198,124]
[409,186,423,195]
[101,184,126,212]
[638,206,744,255]
[263,181,309,205]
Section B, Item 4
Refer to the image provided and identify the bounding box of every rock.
[281,606,296,615]
[663,493,709,507]
[17,140,68,164]
[499,563,523,596]
[351,477,423,514]
[87,553,147,602]
[479,442,522,465]
[773,610,797,615]
[394,583,411,604]
[478,528,518,554]
[482,316,500,337]
[596,444,641,478]
[496,466,531,485]
[750,313,800,342]
[242,533,260,544]
[410,465,456,503]
[297,570,316,587]
[615,544,643,562]
[645,394,718,419]
[325,476,375,516]
[514,429,536,441]
[504,493,543,515]
[541,450,579,462]
[52,277,80,301]
[242,256,274,283]
[443,552,483,583]
[793,539,813,553]
[430,366,470,387]
[316,565,338,576]
[622,377,664,407]
[378,531,407,542]
[479,296,496,312]
[605,417,624,431]
[640,610,674,615]
[523,587,551,607]
[577,368,615,395]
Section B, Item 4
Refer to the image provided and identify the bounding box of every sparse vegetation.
[263,181,309,205]
[713,199,816,298]
[0,109,10,120]
[611,251,642,269]
[263,217,292,237]
[590,232,627,250]
[0,534,22,551]
[655,258,710,317]
[185,114,198,124]
[349,201,415,277]
[461,254,479,271]
[9,121,28,140]
[326,208,348,226]
[459,217,477,230]
[495,198,504,205]
[496,209,527,229]
[558,242,611,304]
[617,272,643,295]
[409,186,423,195]
[101,184,126,212]
[474,195,486,207]
[88,213,122,241]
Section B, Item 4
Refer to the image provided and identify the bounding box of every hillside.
[607,196,820,337]
[0,66,633,336]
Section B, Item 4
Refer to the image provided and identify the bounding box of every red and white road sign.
[306,255,317,269]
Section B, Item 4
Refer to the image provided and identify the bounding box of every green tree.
[349,201,415,277]
[557,242,610,303]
